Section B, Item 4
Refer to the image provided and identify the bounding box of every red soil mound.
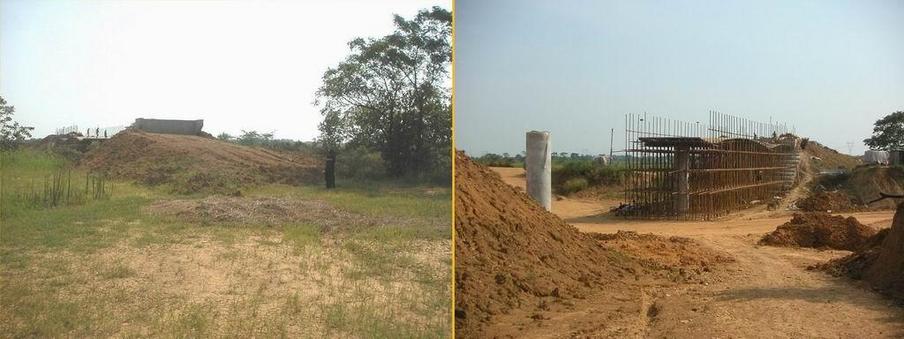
[797,191,858,212]
[454,152,730,337]
[817,202,904,300]
[593,231,733,269]
[759,213,877,251]
[80,130,320,193]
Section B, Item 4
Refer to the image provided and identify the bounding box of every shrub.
[561,177,589,194]
[551,159,622,194]
[336,146,386,180]
[475,153,516,167]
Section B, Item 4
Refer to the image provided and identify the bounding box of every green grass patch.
[98,261,136,280]
[1,196,150,252]
[168,303,214,337]
[284,223,322,251]
[323,301,444,339]
[0,149,66,177]
[247,183,451,222]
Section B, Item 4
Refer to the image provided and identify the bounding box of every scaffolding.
[622,111,799,220]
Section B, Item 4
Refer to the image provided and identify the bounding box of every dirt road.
[490,167,904,338]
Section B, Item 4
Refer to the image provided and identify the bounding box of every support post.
[526,131,552,211]
[674,146,690,216]
[325,150,336,189]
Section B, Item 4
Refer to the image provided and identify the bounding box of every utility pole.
[609,128,614,161]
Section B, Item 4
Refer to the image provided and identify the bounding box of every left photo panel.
[0,1,452,338]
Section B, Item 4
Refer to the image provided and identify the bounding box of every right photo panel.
[453,0,904,338]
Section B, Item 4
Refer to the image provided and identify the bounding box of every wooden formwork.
[622,111,798,220]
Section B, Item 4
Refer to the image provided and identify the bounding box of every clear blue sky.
[454,0,904,156]
[1,0,445,140]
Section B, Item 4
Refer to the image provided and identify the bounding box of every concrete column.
[526,131,552,211]
[674,146,690,216]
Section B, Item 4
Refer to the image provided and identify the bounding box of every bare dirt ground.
[489,166,904,338]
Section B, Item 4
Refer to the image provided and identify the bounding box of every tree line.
[315,7,452,181]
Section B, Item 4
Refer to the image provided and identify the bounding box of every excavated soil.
[817,202,904,300]
[593,231,733,269]
[759,213,877,251]
[797,191,859,212]
[79,130,320,194]
[454,152,731,337]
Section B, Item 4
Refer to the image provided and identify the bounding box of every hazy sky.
[1,0,445,140]
[455,0,904,156]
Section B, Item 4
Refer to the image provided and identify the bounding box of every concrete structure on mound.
[864,150,890,165]
[890,150,904,166]
[132,118,204,135]
[526,131,552,211]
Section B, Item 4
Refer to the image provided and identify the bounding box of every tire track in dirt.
[643,234,904,338]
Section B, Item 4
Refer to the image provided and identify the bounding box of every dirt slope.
[455,152,729,337]
[820,202,904,300]
[796,191,859,212]
[804,141,861,172]
[864,202,904,299]
[80,130,320,193]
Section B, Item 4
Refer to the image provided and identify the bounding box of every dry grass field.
[1,149,450,338]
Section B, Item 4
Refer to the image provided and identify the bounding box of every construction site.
[455,112,904,338]
[620,111,800,220]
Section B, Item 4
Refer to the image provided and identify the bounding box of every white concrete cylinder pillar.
[526,131,552,211]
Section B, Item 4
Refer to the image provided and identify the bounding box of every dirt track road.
[490,167,904,338]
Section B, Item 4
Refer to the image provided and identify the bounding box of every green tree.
[863,111,904,151]
[216,132,234,141]
[237,130,274,146]
[0,96,34,150]
[315,7,452,177]
[317,110,345,152]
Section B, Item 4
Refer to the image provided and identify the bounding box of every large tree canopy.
[863,111,904,151]
[0,96,34,150]
[316,7,452,177]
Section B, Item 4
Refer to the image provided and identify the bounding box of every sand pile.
[797,191,858,212]
[454,152,730,337]
[759,213,877,251]
[80,130,320,194]
[816,202,904,300]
